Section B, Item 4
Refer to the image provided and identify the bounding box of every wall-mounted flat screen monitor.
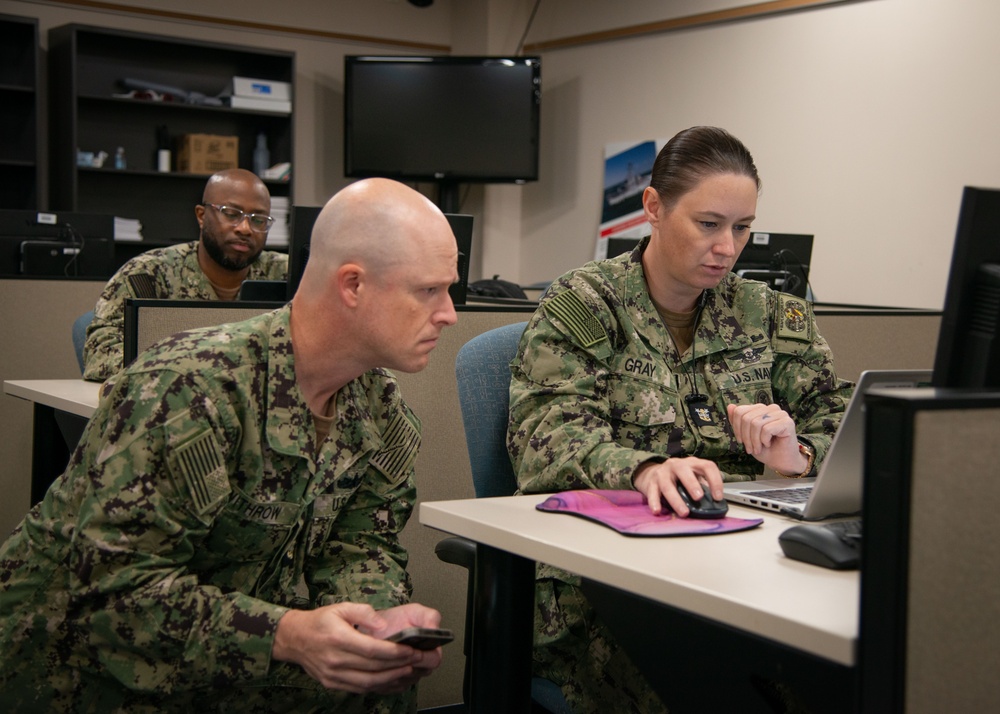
[344,55,541,184]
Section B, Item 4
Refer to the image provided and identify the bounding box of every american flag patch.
[370,413,420,483]
[174,430,230,515]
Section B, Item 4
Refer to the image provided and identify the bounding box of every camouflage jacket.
[82,241,288,382]
[509,239,854,494]
[0,305,421,709]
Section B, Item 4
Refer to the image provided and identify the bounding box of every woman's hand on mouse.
[632,458,724,517]
[726,403,806,475]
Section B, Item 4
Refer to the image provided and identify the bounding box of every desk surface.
[4,379,100,417]
[421,495,858,666]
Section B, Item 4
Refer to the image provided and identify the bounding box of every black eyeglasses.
[202,203,274,232]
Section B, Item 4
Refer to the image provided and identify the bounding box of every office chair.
[437,321,571,713]
[72,310,94,374]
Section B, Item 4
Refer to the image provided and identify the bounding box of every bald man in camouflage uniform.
[0,178,460,712]
[82,168,288,382]
[509,241,853,712]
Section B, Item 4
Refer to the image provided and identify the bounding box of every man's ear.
[337,263,364,308]
[195,203,206,231]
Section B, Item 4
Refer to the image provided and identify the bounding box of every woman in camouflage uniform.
[508,126,853,713]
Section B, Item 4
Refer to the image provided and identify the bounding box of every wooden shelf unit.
[48,23,294,244]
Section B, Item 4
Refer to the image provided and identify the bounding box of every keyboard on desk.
[752,486,813,504]
[778,519,862,570]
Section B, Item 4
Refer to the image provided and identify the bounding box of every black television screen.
[932,186,1000,388]
[344,55,541,184]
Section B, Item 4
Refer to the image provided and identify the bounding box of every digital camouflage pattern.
[0,305,422,713]
[83,241,288,382]
[508,238,854,712]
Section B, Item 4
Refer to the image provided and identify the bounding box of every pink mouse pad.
[536,489,763,537]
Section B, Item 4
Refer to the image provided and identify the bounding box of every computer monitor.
[344,56,541,185]
[286,205,322,299]
[284,206,473,306]
[606,236,641,259]
[344,55,541,213]
[0,209,115,278]
[605,232,814,299]
[932,186,1000,389]
[733,232,813,299]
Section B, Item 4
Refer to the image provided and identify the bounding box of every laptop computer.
[722,369,932,520]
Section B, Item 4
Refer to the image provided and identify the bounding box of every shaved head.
[289,178,460,396]
[202,168,270,208]
[299,178,454,295]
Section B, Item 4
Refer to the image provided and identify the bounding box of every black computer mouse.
[778,524,860,570]
[675,482,729,519]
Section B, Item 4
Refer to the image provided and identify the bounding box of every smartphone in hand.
[384,626,454,650]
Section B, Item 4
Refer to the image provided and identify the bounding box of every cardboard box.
[176,134,239,175]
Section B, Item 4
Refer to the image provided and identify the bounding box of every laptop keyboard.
[753,486,813,504]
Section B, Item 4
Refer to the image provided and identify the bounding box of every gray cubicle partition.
[861,389,1000,712]
[814,308,940,383]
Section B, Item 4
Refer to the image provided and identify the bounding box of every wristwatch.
[777,439,815,479]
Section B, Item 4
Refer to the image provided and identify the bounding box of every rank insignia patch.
[777,294,812,342]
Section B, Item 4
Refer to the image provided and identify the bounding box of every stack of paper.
[267,196,289,247]
[114,216,144,242]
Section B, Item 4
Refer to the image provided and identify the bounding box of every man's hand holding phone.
[384,626,454,650]
[272,602,447,694]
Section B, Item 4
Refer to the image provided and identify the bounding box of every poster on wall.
[595,139,663,260]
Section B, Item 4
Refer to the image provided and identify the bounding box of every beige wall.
[10,1,997,309]
[517,0,1000,310]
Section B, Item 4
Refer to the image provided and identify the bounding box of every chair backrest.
[72,310,94,374]
[455,321,527,498]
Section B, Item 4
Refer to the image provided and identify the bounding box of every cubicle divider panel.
[814,309,940,383]
[906,402,1000,712]
[0,278,106,538]
[861,389,1000,713]
[124,299,285,366]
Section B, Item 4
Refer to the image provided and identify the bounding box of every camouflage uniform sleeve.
[83,245,197,382]
[254,250,290,280]
[508,294,658,495]
[82,261,142,382]
[309,379,419,610]
[769,293,855,469]
[68,369,286,692]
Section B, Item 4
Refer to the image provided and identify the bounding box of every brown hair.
[648,126,761,209]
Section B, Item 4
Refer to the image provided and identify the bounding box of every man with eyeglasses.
[81,168,289,382]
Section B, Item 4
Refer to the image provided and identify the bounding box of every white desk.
[421,495,858,713]
[5,378,100,417]
[4,379,100,503]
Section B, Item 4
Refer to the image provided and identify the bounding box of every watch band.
[776,439,815,479]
